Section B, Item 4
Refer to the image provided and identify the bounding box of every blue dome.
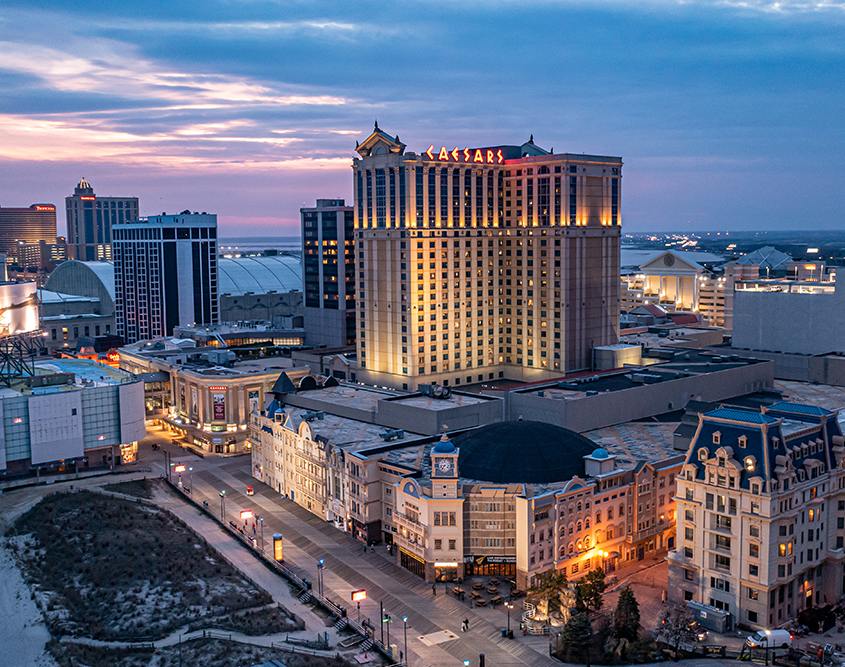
[591,448,609,459]
[432,434,456,454]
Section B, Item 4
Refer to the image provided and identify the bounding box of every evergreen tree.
[578,567,607,612]
[527,568,568,612]
[561,612,593,666]
[614,586,640,641]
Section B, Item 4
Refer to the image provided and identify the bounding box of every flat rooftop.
[517,349,764,399]
[293,384,389,412]
[283,407,425,455]
[387,392,492,411]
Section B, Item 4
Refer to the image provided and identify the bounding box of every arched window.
[576,502,582,513]
[568,543,574,555]
[596,511,602,524]
[698,449,708,462]
[568,523,574,535]
[585,518,591,529]
[576,521,582,532]
[585,536,591,548]
[608,507,614,520]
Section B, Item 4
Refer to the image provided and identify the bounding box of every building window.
[685,527,694,541]
[749,564,759,577]
[698,449,708,462]
[748,610,758,623]
[448,539,456,551]
[685,569,694,581]
[684,546,693,558]
[434,539,442,550]
[713,432,721,445]
[749,543,759,558]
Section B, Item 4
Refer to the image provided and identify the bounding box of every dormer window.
[698,449,708,462]
[738,436,747,449]
[713,432,721,445]
[745,457,756,472]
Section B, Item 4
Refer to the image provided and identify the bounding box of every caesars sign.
[424,145,505,165]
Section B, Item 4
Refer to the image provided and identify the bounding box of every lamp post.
[188,466,193,493]
[219,490,226,520]
[382,612,391,650]
[317,558,325,598]
[258,516,264,552]
[506,601,513,636]
[403,616,408,666]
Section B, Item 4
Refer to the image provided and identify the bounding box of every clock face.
[437,458,453,474]
[663,254,675,267]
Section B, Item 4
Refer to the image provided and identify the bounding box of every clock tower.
[431,434,460,499]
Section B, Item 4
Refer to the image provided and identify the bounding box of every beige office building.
[352,125,622,390]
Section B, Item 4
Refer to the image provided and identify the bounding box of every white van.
[746,629,793,649]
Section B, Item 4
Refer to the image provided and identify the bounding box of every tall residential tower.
[113,212,218,344]
[301,199,356,348]
[66,178,139,261]
[353,125,622,390]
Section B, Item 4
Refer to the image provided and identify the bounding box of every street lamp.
[174,464,185,487]
[258,516,264,552]
[506,601,513,636]
[317,558,325,598]
[188,466,193,492]
[403,616,408,666]
[382,612,391,650]
[219,490,226,520]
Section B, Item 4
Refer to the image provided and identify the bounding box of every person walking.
[432,584,437,596]
[464,618,470,632]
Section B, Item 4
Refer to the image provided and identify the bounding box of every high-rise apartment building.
[0,203,57,255]
[353,125,622,390]
[113,212,218,344]
[668,402,845,630]
[66,178,139,261]
[301,199,355,347]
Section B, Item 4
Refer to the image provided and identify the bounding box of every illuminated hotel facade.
[352,125,622,390]
[0,203,57,256]
[66,178,139,261]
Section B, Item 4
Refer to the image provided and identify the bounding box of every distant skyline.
[1,1,843,238]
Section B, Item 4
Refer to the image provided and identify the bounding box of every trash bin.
[502,628,507,637]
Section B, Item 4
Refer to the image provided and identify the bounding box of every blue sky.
[0,0,842,237]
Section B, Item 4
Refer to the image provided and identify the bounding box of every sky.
[0,0,843,238]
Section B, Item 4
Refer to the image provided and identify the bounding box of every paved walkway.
[177,454,560,667]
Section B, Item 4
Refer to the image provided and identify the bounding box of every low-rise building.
[119,337,310,454]
[0,359,146,476]
[668,402,845,630]
[250,396,682,586]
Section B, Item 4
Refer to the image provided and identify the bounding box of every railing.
[165,478,396,664]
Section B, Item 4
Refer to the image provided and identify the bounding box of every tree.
[614,586,640,641]
[528,568,568,613]
[578,567,606,612]
[656,608,697,657]
[561,612,593,666]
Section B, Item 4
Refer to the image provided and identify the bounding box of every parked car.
[745,629,793,649]
[690,623,708,642]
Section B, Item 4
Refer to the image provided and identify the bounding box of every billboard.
[0,282,39,338]
[213,393,226,421]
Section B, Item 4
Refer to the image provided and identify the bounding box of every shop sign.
[463,555,516,565]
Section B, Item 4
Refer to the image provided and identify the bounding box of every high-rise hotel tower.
[353,124,622,390]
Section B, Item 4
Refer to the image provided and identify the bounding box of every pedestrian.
[432,584,437,596]
[464,618,469,631]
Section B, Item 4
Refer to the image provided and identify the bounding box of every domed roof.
[591,448,609,459]
[450,420,598,484]
[432,433,456,454]
[74,178,93,194]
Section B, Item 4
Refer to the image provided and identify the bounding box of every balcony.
[394,511,428,536]
[394,529,426,559]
